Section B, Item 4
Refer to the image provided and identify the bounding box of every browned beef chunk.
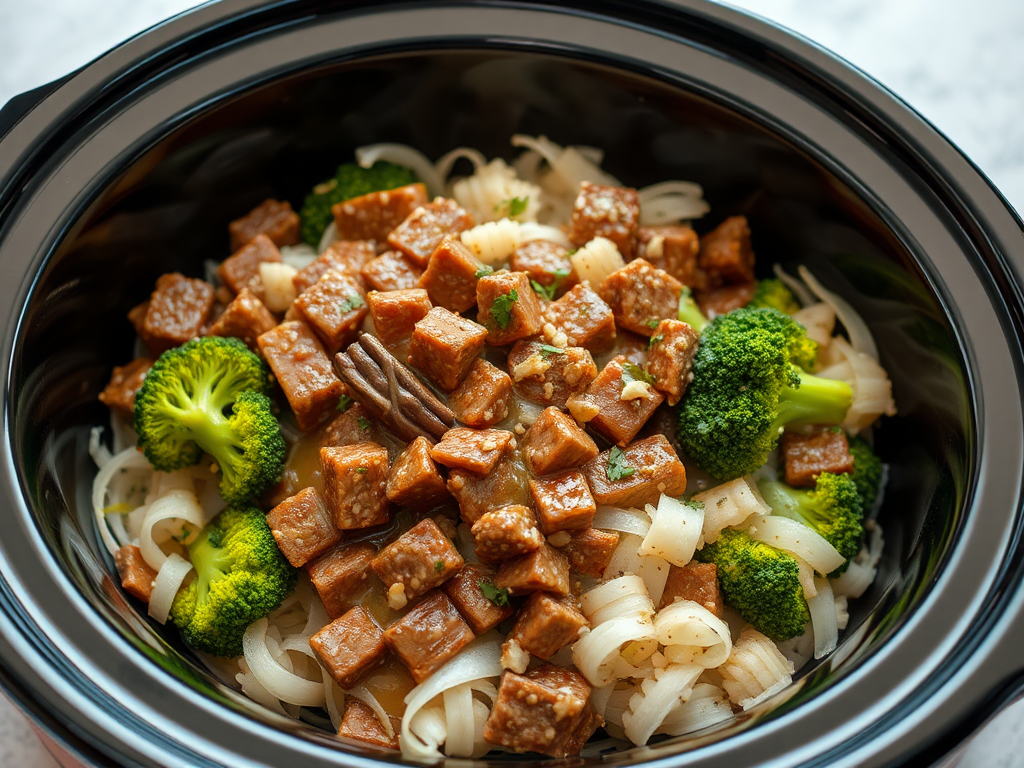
[495,543,570,597]
[293,270,369,353]
[229,198,300,252]
[204,288,277,350]
[442,563,514,634]
[338,699,400,749]
[293,241,376,295]
[372,518,462,604]
[560,528,618,578]
[507,342,597,409]
[476,271,545,346]
[449,359,513,429]
[114,545,157,603]
[361,250,423,292]
[387,197,475,267]
[332,184,429,242]
[308,542,377,619]
[134,273,215,355]
[98,358,153,418]
[383,591,475,683]
[447,451,530,526]
[510,240,579,299]
[310,606,388,689]
[635,226,701,287]
[577,356,664,447]
[697,281,756,319]
[646,318,700,405]
[521,407,598,476]
[583,434,687,508]
[366,288,432,348]
[257,320,343,431]
[407,307,488,392]
[543,284,616,353]
[431,428,515,475]
[781,430,855,487]
[218,234,282,301]
[698,215,755,285]
[599,258,683,337]
[321,443,391,530]
[471,505,544,564]
[321,402,378,448]
[265,487,342,568]
[529,471,596,535]
[417,236,484,314]
[510,592,588,659]
[567,182,640,259]
[659,561,723,615]
[386,436,451,510]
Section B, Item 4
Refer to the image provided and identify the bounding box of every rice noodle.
[88,427,112,469]
[355,144,444,196]
[622,663,703,745]
[592,507,651,538]
[460,218,522,265]
[835,595,850,631]
[574,575,657,687]
[657,682,734,736]
[640,495,704,566]
[92,447,154,557]
[719,628,794,710]
[798,266,878,360]
[655,600,733,669]
[740,513,846,576]
[518,222,573,248]
[236,657,288,715]
[138,489,204,572]
[442,683,475,757]
[808,577,838,658]
[242,618,326,708]
[776,626,814,672]
[148,554,193,624]
[637,181,710,226]
[692,477,770,545]
[452,158,541,223]
[818,337,897,434]
[570,237,625,288]
[510,134,620,192]
[434,146,488,183]
[795,555,818,599]
[637,555,671,608]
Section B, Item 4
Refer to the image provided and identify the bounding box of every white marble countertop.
[1,0,1022,765]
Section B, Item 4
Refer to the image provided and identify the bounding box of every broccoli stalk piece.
[758,472,864,574]
[677,307,853,480]
[299,161,418,246]
[677,286,709,331]
[134,336,286,504]
[170,505,297,657]
[695,528,809,641]
[748,278,801,315]
[848,436,884,511]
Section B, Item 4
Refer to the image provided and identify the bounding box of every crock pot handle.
[0,73,76,144]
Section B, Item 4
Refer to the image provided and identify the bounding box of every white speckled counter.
[1,0,1021,765]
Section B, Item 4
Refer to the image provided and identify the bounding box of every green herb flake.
[479,580,511,607]
[606,446,635,482]
[338,293,365,313]
[539,344,565,358]
[357,416,371,431]
[475,265,494,279]
[355,467,368,474]
[434,560,445,573]
[647,334,664,351]
[565,248,578,258]
[336,394,354,413]
[530,279,557,302]
[509,196,529,216]
[621,362,656,387]
[646,318,661,330]
[490,289,519,329]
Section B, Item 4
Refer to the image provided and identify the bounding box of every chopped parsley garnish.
[434,560,445,573]
[489,289,519,329]
[530,269,572,301]
[357,416,371,431]
[539,344,565,358]
[338,293,365,313]
[355,467,368,474]
[336,394,353,412]
[479,580,511,607]
[647,334,664,351]
[475,265,494,279]
[495,196,529,216]
[621,362,655,387]
[606,446,635,481]
[646,318,660,329]
[565,248,578,257]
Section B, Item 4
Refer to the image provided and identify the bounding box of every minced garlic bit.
[387,582,408,610]
[548,531,572,548]
[513,422,527,436]
[512,352,551,381]
[645,234,665,259]
[501,638,530,674]
[620,380,652,401]
[567,394,600,423]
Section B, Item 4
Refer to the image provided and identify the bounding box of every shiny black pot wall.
[0,2,1022,768]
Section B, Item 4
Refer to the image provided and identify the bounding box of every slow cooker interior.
[12,50,974,760]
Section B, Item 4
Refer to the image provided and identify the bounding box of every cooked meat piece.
[98,358,153,419]
[447,451,530,526]
[383,591,476,683]
[583,434,687,508]
[471,505,544,564]
[646,318,701,405]
[360,250,424,292]
[567,182,640,259]
[293,270,369,353]
[495,543,571,597]
[442,563,514,634]
[510,240,579,299]
[635,225,702,287]
[321,402,379,448]
[529,471,597,535]
[476,271,545,346]
[521,407,599,476]
[386,436,451,510]
[510,592,588,659]
[218,234,282,301]
[308,542,377,619]
[577,356,665,447]
[507,342,597,409]
[543,283,616,353]
[338,699,400,750]
[560,528,619,578]
[257,320,343,431]
[372,518,463,605]
[310,606,388,689]
[265,487,343,568]
[417,236,485,313]
[293,240,376,295]
[114,545,157,603]
[659,561,723,615]
[698,215,755,285]
[204,288,277,350]
[781,430,855,487]
[332,184,429,242]
[134,273,215,355]
[431,428,515,475]
[366,288,432,347]
[320,443,391,530]
[407,307,488,392]
[697,281,756,319]
[388,197,475,267]
[599,258,683,337]
[449,359,513,429]
[229,198,300,252]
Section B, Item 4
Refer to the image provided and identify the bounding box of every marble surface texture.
[0,0,1022,766]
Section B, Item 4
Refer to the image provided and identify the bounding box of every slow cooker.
[0,1,1022,766]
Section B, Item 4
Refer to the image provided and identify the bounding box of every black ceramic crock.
[0,1,1022,766]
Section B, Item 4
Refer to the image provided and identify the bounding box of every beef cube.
[442,563,514,634]
[332,183,429,242]
[447,452,530,526]
[407,307,488,391]
[257,321,343,431]
[529,471,596,535]
[646,318,701,405]
[98,358,153,418]
[599,258,683,337]
[510,240,579,299]
[476,271,545,346]
[698,215,755,284]
[293,240,376,295]
[360,250,423,292]
[561,528,619,578]
[483,665,593,756]
[266,487,342,568]
[449,359,513,429]
[310,606,388,689]
[293,270,369,352]
[567,182,640,260]
[495,543,570,597]
[510,592,588,659]
[781,430,855,487]
[387,197,476,267]
[383,591,475,683]
[366,288,432,347]
[521,407,599,476]
[308,542,377,619]
[697,281,756,319]
[659,561,723,615]
[431,428,515,475]
[322,402,378,448]
[508,342,597,409]
[229,198,300,252]
[544,284,616,353]
[386,436,451,510]
[338,699,400,750]
[321,443,390,530]
[204,288,277,350]
[580,356,664,447]
[471,505,544,563]
[417,236,484,313]
[218,234,283,301]
[137,273,215,355]
[372,518,463,605]
[583,434,687,508]
[114,545,157,603]
[635,226,702,287]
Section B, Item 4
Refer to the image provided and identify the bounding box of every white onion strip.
[655,600,733,669]
[808,576,839,659]
[693,477,770,545]
[518,222,573,248]
[593,507,651,537]
[92,447,153,557]
[355,143,444,196]
[242,618,326,708]
[622,663,703,746]
[658,683,734,736]
[148,554,193,624]
[798,266,879,360]
[443,683,475,757]
[138,489,204,572]
[348,684,395,738]
[741,514,845,576]
[640,495,704,566]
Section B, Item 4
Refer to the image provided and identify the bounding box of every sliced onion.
[138,489,204,572]
[776,625,814,673]
[795,555,818,599]
[317,221,338,254]
[593,507,651,537]
[410,707,447,755]
[692,477,770,545]
[798,266,878,360]
[573,616,657,688]
[657,682,734,736]
[355,143,444,196]
[236,658,288,715]
[443,683,475,757]
[460,218,521,265]
[808,576,838,659]
[602,532,645,580]
[831,560,872,599]
[280,243,318,271]
[772,264,816,307]
[792,303,836,348]
[638,194,710,226]
[348,684,395,738]
[434,146,488,182]
[740,513,845,575]
[88,427,112,469]
[580,574,652,620]
[622,663,703,745]
[719,628,794,710]
[640,495,704,566]
[242,618,326,708]
[92,447,153,557]
[148,554,193,624]
[637,555,671,608]
[654,600,732,668]
[819,336,897,434]
[571,237,624,288]
[518,222,573,248]
[638,181,705,204]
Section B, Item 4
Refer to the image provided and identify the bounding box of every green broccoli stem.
[188,530,233,606]
[758,479,817,526]
[178,407,240,487]
[770,369,853,433]
[678,287,709,331]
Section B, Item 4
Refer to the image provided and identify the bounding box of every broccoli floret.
[170,505,296,657]
[695,528,809,641]
[299,161,418,246]
[134,336,285,503]
[748,278,801,315]
[758,472,864,574]
[677,285,709,331]
[848,436,884,511]
[677,307,853,480]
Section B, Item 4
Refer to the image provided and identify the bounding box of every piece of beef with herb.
[407,307,488,392]
[646,318,701,405]
[293,240,376,295]
[293,270,369,353]
[598,258,684,337]
[511,240,580,300]
[509,592,589,660]
[543,283,617,353]
[574,355,664,447]
[417,236,485,313]
[477,271,545,346]
[387,197,476,268]
[507,341,598,409]
[449,358,514,428]
[521,407,599,476]
[583,434,687,508]
[372,518,463,607]
[321,401,379,448]
[495,542,571,597]
[431,428,515,475]
[320,443,391,530]
[442,563,515,634]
